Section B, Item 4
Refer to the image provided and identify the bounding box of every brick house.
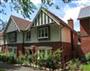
[4,15,32,56]
[4,7,78,61]
[78,6,90,56]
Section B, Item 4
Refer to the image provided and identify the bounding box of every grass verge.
[82,64,90,71]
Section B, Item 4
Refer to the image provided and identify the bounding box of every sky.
[0,0,90,31]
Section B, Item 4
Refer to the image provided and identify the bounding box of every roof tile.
[11,15,32,31]
[78,6,90,19]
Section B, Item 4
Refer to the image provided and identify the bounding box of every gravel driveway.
[0,62,45,71]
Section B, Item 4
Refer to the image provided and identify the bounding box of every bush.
[79,56,87,63]
[37,58,46,67]
[7,52,17,64]
[45,51,61,70]
[1,54,8,62]
[0,52,17,64]
[27,55,33,64]
[37,49,62,70]
[16,55,25,64]
[8,55,16,64]
[0,53,3,61]
[79,53,90,64]
[66,59,81,71]
[85,53,90,63]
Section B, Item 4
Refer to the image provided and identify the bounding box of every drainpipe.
[59,24,64,68]
[71,30,74,59]
[68,18,74,59]
[22,31,25,55]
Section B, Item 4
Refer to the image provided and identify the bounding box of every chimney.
[68,18,74,29]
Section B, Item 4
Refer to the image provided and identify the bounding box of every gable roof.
[4,15,32,32]
[31,7,75,32]
[11,15,32,31]
[78,6,90,19]
[43,8,70,28]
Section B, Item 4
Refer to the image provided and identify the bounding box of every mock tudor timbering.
[3,7,78,61]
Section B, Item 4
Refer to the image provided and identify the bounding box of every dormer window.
[38,26,50,40]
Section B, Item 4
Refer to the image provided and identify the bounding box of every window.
[38,27,49,40]
[38,49,51,59]
[8,32,17,42]
[8,47,16,53]
[26,31,31,41]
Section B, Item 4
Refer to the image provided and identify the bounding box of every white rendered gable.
[6,20,18,33]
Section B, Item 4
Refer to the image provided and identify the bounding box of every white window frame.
[38,27,49,39]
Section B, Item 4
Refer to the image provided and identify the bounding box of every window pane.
[41,29,44,37]
[39,29,42,37]
[26,31,31,40]
[45,27,48,37]
[38,29,40,37]
[38,27,49,39]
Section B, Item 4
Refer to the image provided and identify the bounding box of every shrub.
[36,49,62,70]
[45,49,62,70]
[7,52,17,64]
[16,55,25,64]
[66,59,81,71]
[1,54,8,62]
[79,56,86,63]
[27,55,32,64]
[85,53,90,63]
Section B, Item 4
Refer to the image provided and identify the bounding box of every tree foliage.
[0,0,71,31]
[0,0,71,18]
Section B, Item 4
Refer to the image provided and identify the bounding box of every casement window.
[26,31,31,41]
[38,26,49,40]
[8,32,17,42]
[37,49,51,60]
[8,47,16,53]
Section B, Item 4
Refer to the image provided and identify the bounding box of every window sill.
[38,37,49,40]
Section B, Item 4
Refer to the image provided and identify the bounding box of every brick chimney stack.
[68,18,74,29]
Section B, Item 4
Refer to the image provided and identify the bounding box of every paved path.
[0,62,45,71]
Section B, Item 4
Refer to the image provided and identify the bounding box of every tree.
[0,0,72,31]
[0,0,71,18]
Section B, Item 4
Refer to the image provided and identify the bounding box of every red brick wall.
[62,42,72,62]
[4,42,72,60]
[17,44,25,56]
[80,19,90,36]
[79,18,90,56]
[80,36,90,54]
[24,42,72,62]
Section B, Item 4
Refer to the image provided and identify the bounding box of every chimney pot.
[68,18,74,29]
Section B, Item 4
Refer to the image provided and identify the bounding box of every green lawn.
[82,64,90,71]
